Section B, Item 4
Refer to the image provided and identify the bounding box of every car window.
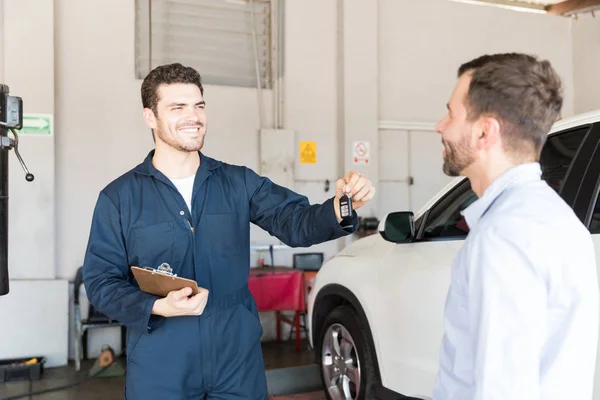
[420,127,588,240]
[421,180,477,239]
[540,127,589,194]
[573,124,600,231]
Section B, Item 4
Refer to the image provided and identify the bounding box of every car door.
[374,124,593,398]
[562,122,600,400]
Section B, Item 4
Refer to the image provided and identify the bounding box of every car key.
[339,193,353,219]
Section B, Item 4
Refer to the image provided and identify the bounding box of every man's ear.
[143,108,158,130]
[477,116,501,151]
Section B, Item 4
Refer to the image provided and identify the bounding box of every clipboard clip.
[143,262,177,277]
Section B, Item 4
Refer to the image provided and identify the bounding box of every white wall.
[572,13,600,115]
[379,0,574,122]
[343,0,379,218]
[0,0,68,368]
[377,0,575,214]
[0,280,68,366]
[4,0,56,280]
[251,0,352,269]
[279,0,341,261]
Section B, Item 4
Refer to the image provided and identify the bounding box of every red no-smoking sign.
[353,141,370,164]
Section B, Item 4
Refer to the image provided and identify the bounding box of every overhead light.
[449,0,549,14]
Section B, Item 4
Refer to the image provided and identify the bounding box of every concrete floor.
[0,340,325,400]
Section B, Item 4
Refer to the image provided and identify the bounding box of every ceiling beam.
[546,0,600,15]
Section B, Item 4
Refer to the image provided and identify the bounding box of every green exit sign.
[22,114,53,136]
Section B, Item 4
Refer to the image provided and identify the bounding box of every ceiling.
[451,0,600,16]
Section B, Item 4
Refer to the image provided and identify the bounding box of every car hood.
[336,233,389,257]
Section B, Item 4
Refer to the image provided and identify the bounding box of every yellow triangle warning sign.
[300,141,317,164]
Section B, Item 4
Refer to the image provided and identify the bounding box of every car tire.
[317,305,379,400]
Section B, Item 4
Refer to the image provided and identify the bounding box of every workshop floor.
[0,340,325,400]
[270,393,326,400]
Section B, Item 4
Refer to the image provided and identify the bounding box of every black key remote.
[340,193,353,219]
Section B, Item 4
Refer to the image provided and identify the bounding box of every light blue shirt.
[433,163,599,400]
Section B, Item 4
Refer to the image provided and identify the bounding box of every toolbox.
[0,356,45,382]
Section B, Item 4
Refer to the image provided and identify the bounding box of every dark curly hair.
[141,63,204,115]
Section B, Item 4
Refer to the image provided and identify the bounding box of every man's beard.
[155,122,205,152]
[442,135,474,177]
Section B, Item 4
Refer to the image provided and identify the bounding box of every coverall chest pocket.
[203,213,242,256]
[131,221,180,269]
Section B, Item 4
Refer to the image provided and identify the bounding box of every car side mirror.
[378,211,415,243]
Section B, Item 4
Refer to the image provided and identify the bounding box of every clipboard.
[131,263,200,298]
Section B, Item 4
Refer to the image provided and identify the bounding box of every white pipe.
[271,0,278,128]
[250,0,266,129]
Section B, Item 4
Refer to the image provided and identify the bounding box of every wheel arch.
[311,283,382,382]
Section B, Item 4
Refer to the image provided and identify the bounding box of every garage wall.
[377,0,575,214]
[253,0,342,266]
[379,0,574,122]
[3,0,56,280]
[0,0,69,368]
[572,13,600,115]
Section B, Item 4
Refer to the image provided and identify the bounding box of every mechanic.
[82,63,376,400]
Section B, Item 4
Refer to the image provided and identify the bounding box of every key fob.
[340,193,353,219]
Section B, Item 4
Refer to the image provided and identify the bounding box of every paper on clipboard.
[131,264,201,298]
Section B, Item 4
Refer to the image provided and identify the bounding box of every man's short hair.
[141,63,204,115]
[458,53,563,160]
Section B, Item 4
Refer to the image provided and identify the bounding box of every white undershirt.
[169,175,195,213]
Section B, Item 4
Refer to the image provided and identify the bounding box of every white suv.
[308,110,600,400]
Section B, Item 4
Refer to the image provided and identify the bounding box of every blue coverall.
[82,150,358,400]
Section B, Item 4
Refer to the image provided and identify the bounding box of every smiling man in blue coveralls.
[82,63,376,400]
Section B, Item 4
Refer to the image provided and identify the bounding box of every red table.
[248,267,306,351]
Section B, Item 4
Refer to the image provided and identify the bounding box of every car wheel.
[318,305,378,400]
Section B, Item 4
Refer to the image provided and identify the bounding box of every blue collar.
[134,150,221,177]
[133,150,222,193]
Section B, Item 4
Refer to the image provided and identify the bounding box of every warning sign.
[353,141,370,164]
[300,141,317,164]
